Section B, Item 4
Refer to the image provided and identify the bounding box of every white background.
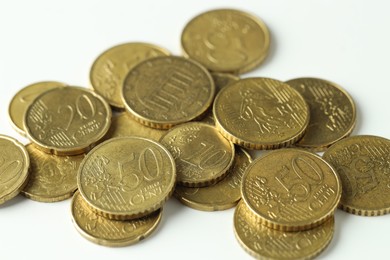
[0,1,389,259]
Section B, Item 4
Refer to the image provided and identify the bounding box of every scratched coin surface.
[181,9,270,74]
[0,135,30,205]
[90,42,170,109]
[24,86,112,156]
[242,149,341,231]
[213,78,310,150]
[71,191,162,247]
[286,78,356,151]
[22,144,84,202]
[234,201,334,260]
[160,122,234,187]
[78,136,176,220]
[174,147,251,211]
[122,56,215,129]
[323,135,390,216]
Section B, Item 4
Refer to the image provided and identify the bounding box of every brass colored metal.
[286,78,356,151]
[213,78,310,150]
[241,149,341,231]
[122,56,215,129]
[90,42,170,109]
[174,147,251,211]
[181,9,270,74]
[323,135,390,216]
[71,191,162,247]
[77,136,176,220]
[160,122,234,187]
[24,86,112,156]
[0,135,30,205]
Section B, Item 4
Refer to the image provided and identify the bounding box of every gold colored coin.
[77,136,176,220]
[0,135,30,205]
[8,81,67,136]
[174,147,251,211]
[24,86,112,156]
[286,77,356,151]
[181,9,270,74]
[160,122,234,187]
[90,42,170,109]
[241,149,341,231]
[21,144,84,202]
[71,191,162,247]
[323,135,390,216]
[234,201,334,260]
[122,56,215,129]
[213,78,310,150]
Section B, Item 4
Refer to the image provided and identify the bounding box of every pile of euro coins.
[2,7,390,259]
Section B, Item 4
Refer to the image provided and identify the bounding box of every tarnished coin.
[0,135,30,205]
[323,135,390,216]
[242,149,341,231]
[234,201,334,260]
[174,147,251,211]
[71,191,162,247]
[122,56,215,129]
[160,122,234,187]
[21,144,84,202]
[213,78,310,150]
[181,9,270,74]
[78,136,176,220]
[286,78,356,151]
[24,86,112,156]
[90,42,170,109]
[8,81,67,136]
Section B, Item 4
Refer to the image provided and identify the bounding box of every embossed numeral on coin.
[182,142,228,170]
[0,158,22,185]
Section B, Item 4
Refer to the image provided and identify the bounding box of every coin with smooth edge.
[213,78,310,150]
[22,144,84,202]
[234,201,334,260]
[122,56,215,129]
[71,191,162,247]
[174,147,251,211]
[181,9,270,74]
[0,135,30,205]
[286,77,356,151]
[8,81,67,136]
[323,135,390,216]
[242,149,341,231]
[78,136,176,220]
[24,86,112,156]
[90,42,170,109]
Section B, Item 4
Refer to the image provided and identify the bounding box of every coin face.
[90,42,170,109]
[71,191,162,247]
[286,78,356,151]
[122,56,215,129]
[323,135,390,216]
[241,149,341,231]
[181,9,270,74]
[77,137,176,220]
[213,78,310,150]
[24,86,112,155]
[160,122,234,187]
[0,135,30,205]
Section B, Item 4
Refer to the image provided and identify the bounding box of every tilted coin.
[90,42,170,109]
[71,191,162,247]
[323,135,390,216]
[160,122,234,187]
[24,86,112,156]
[213,78,310,150]
[286,77,356,151]
[181,9,270,74]
[241,149,341,231]
[122,56,215,129]
[78,136,176,220]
